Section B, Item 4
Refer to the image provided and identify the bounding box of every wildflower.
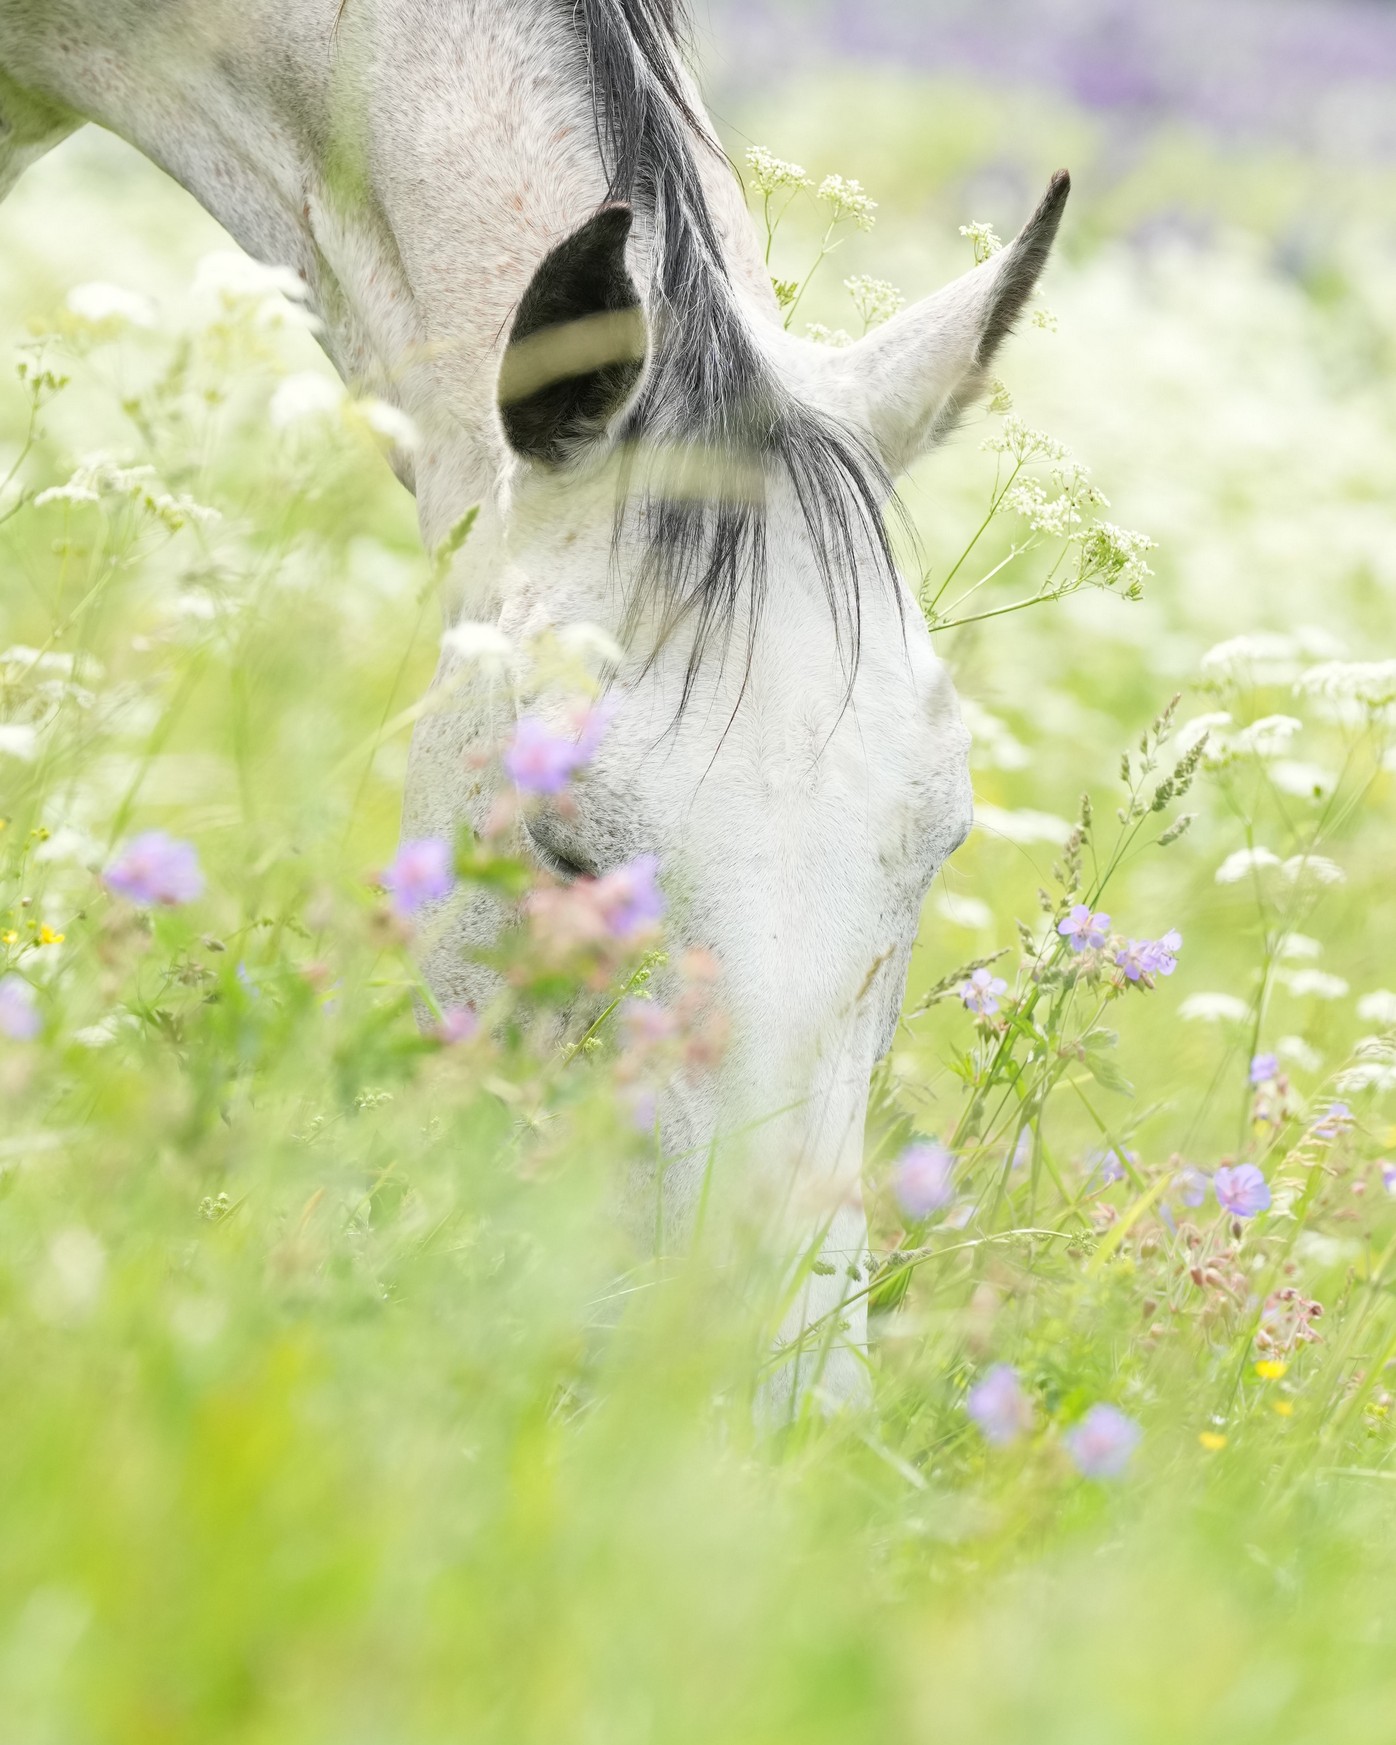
[1174,1166,1210,1208]
[1282,969,1349,1001]
[1357,990,1396,1026]
[1381,1163,1396,1197]
[982,415,1068,467]
[1281,854,1345,887]
[383,838,454,917]
[894,1141,955,1218]
[1215,846,1282,885]
[803,323,853,348]
[0,974,40,1040]
[817,174,877,230]
[358,398,421,452]
[1198,1432,1228,1452]
[1277,1034,1321,1073]
[1250,1053,1280,1085]
[745,146,810,195]
[37,924,64,946]
[1213,1163,1271,1219]
[66,281,157,327]
[0,724,39,760]
[436,1006,479,1045]
[1255,1360,1288,1380]
[1058,905,1110,952]
[269,371,344,427]
[106,831,205,907]
[960,967,1008,1017]
[1076,521,1156,593]
[1005,478,1084,538]
[1312,1101,1354,1142]
[1178,993,1250,1023]
[593,854,665,940]
[844,275,905,329]
[619,998,680,1051]
[959,220,1003,264]
[1116,930,1181,983]
[1065,1404,1141,1480]
[967,1365,1034,1446]
[442,620,514,675]
[1294,659,1396,711]
[1089,1147,1137,1187]
[1231,714,1303,758]
[503,702,613,796]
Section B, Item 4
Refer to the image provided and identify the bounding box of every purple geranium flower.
[1089,1146,1137,1187]
[1116,929,1182,983]
[1065,1404,1142,1480]
[894,1141,955,1219]
[960,966,1008,1017]
[503,702,614,796]
[1250,1052,1280,1086]
[0,974,41,1041]
[383,838,455,917]
[1141,929,1183,977]
[1382,1162,1396,1197]
[105,831,204,907]
[967,1364,1035,1446]
[1174,1165,1210,1208]
[1213,1163,1271,1219]
[1057,904,1111,952]
[1312,1101,1354,1142]
[595,854,665,939]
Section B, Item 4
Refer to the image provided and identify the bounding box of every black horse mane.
[559,0,899,700]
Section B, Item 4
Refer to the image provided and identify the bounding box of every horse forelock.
[561,0,901,700]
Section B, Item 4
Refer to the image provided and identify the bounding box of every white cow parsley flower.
[959,221,1004,265]
[817,175,877,231]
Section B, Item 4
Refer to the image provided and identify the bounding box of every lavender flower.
[1312,1101,1354,1142]
[1058,904,1110,952]
[105,831,204,907]
[960,967,1008,1017]
[1213,1163,1271,1219]
[1250,1052,1280,1086]
[1065,1404,1142,1480]
[0,974,40,1041]
[1382,1162,1396,1197]
[967,1364,1035,1446]
[383,838,455,916]
[503,702,614,796]
[894,1141,955,1219]
[595,854,666,939]
[1175,1165,1210,1208]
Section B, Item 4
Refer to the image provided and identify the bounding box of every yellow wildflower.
[37,924,65,946]
[1198,1432,1227,1452]
[1255,1359,1288,1380]
[1273,1401,1294,1418]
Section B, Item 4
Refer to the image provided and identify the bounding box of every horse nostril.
[523,817,595,883]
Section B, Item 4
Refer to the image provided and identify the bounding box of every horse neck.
[2,1,774,544]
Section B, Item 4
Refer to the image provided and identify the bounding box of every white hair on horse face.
[0,0,1068,1402]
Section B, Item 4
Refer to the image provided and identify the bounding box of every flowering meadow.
[4,50,1396,1744]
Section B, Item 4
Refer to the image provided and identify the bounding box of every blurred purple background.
[704,0,1396,160]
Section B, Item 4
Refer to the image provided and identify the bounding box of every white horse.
[0,0,1067,1402]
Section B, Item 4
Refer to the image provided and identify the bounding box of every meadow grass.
[2,111,1396,1742]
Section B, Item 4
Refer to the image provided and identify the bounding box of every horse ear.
[834,172,1070,478]
[497,203,650,466]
